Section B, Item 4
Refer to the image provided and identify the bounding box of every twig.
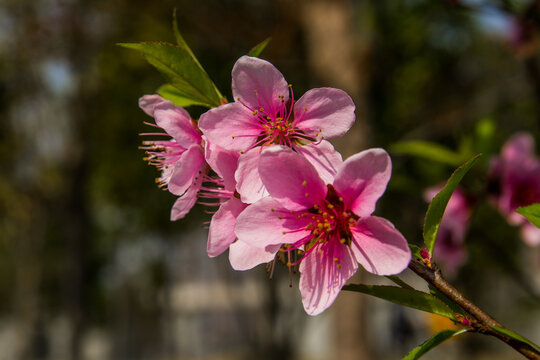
[408,258,540,360]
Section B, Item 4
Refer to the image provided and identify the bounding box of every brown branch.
[409,258,540,360]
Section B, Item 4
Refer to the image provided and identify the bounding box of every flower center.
[282,185,358,269]
[236,86,322,153]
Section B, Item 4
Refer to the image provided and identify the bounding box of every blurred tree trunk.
[295,0,374,359]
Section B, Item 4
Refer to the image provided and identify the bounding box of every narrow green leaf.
[343,284,456,319]
[517,203,540,229]
[490,326,540,351]
[391,141,465,166]
[172,10,224,101]
[386,275,414,290]
[423,154,481,255]
[120,42,221,108]
[428,284,467,317]
[248,37,272,57]
[402,329,469,360]
[157,84,209,108]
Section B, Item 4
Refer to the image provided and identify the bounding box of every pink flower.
[234,147,410,315]
[199,56,353,203]
[139,95,205,220]
[424,186,470,277]
[200,141,279,268]
[490,133,540,246]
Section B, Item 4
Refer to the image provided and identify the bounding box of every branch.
[408,258,540,360]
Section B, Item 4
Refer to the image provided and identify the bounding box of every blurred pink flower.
[490,133,540,246]
[424,186,470,277]
[199,56,353,203]
[235,147,410,315]
[139,95,205,220]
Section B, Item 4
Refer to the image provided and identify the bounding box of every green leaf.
[157,84,209,108]
[490,326,540,351]
[402,329,469,360]
[517,203,540,229]
[248,37,272,57]
[428,284,467,317]
[172,10,224,101]
[423,154,481,255]
[120,42,222,108]
[343,284,456,319]
[386,275,414,290]
[391,141,465,166]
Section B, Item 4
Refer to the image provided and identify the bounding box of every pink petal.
[231,56,289,116]
[235,148,269,204]
[294,141,343,184]
[170,176,203,221]
[521,222,540,247]
[138,94,172,117]
[350,216,410,276]
[299,244,358,315]
[168,145,205,196]
[199,103,263,152]
[229,241,280,271]
[153,103,201,146]
[207,198,248,257]
[204,140,239,191]
[502,132,535,162]
[293,87,355,139]
[234,197,311,248]
[333,148,392,217]
[259,146,327,211]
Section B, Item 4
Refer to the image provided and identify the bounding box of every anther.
[305,193,309,197]
[302,180,307,187]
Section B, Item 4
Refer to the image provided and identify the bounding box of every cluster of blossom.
[424,133,540,277]
[139,56,411,315]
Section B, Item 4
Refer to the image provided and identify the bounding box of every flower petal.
[299,244,358,315]
[153,103,201,146]
[234,197,311,248]
[293,87,355,139]
[207,198,248,257]
[138,94,172,117]
[199,102,263,151]
[502,132,535,162]
[231,56,289,116]
[521,222,540,247]
[204,140,239,191]
[350,216,410,276]
[333,148,392,217]
[168,145,205,196]
[235,148,268,204]
[294,141,342,184]
[170,175,203,221]
[229,241,280,271]
[259,146,327,211]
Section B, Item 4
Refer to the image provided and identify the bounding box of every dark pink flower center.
[237,87,323,153]
[282,185,358,268]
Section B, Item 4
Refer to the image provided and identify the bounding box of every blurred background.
[1,0,540,359]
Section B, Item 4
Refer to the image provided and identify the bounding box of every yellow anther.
[302,180,307,187]
[252,110,258,115]
[317,223,324,230]
[340,238,346,244]
[333,257,339,262]
[339,197,344,202]
[282,231,286,235]
[305,193,309,197]
[278,216,283,220]
[271,208,275,212]
[337,264,342,269]
[287,262,292,267]
[303,106,307,111]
